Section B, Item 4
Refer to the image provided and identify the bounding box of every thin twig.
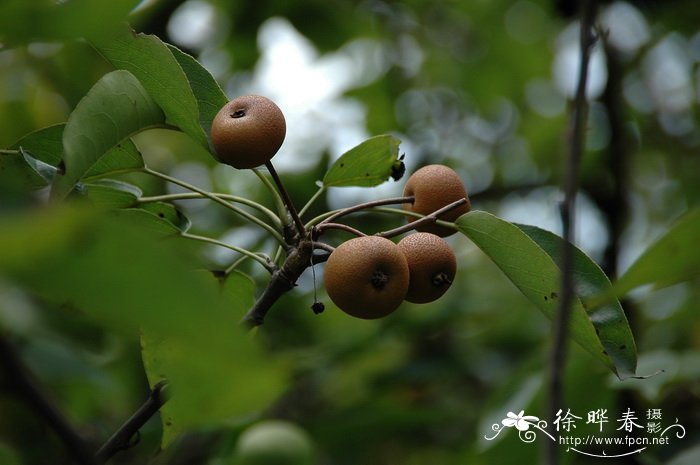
[264,161,306,239]
[0,333,97,465]
[316,196,415,226]
[376,198,467,238]
[95,381,169,463]
[547,3,598,465]
[313,223,367,238]
[312,241,335,254]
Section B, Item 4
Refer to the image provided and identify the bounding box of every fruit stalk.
[315,195,415,226]
[377,198,468,238]
[265,161,307,239]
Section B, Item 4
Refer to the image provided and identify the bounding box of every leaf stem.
[225,255,250,274]
[0,148,20,154]
[180,232,275,274]
[137,192,281,229]
[298,183,326,218]
[143,167,285,245]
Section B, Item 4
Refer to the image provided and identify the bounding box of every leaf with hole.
[323,135,402,187]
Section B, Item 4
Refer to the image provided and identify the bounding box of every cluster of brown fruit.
[211,95,470,322]
[324,164,470,319]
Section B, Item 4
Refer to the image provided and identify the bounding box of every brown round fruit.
[211,95,286,169]
[402,164,471,237]
[324,236,409,319]
[398,232,457,304]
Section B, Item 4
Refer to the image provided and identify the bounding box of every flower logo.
[502,410,540,431]
[485,410,554,443]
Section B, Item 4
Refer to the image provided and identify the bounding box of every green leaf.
[0,150,49,191]
[142,270,284,448]
[1,124,65,191]
[91,27,208,148]
[167,44,229,140]
[10,124,65,166]
[614,209,700,296]
[323,135,402,187]
[517,224,637,379]
[0,209,287,448]
[20,148,58,184]
[138,202,192,233]
[83,138,144,180]
[0,0,138,44]
[114,207,183,236]
[456,211,613,374]
[52,70,164,199]
[84,179,141,209]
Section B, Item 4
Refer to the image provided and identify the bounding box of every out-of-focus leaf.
[456,211,612,374]
[323,135,401,187]
[83,139,144,180]
[0,151,48,191]
[614,209,700,297]
[667,444,700,465]
[142,270,280,448]
[0,0,138,44]
[84,180,141,209]
[517,224,637,379]
[167,44,228,140]
[0,208,287,448]
[92,27,208,148]
[477,372,543,450]
[51,70,164,199]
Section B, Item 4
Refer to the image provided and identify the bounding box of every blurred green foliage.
[1,1,700,465]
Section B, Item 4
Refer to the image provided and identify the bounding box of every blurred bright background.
[1,1,700,464]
